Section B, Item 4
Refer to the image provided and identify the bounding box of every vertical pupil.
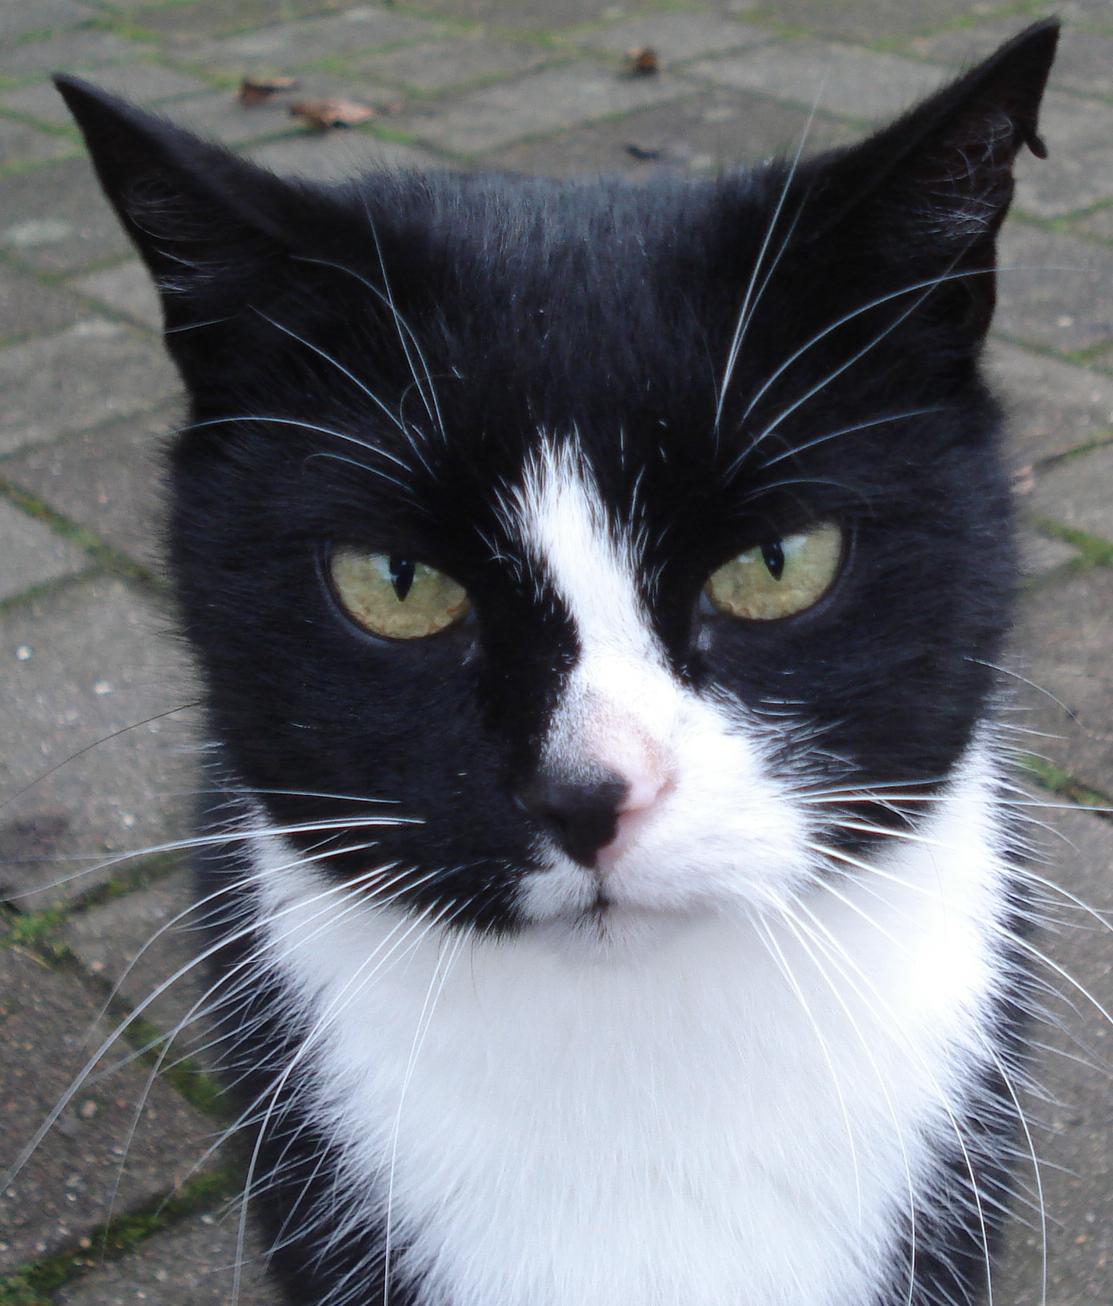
[389,556,415,601]
[761,540,785,581]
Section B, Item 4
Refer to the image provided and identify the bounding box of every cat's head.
[58,21,1057,942]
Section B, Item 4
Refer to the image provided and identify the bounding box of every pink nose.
[597,766,669,866]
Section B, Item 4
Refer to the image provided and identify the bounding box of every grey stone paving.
[398,59,691,156]
[0,947,213,1268]
[0,319,178,457]
[53,1212,280,1305]
[985,341,1113,466]
[68,261,162,332]
[1016,566,1113,796]
[3,407,179,572]
[0,159,135,273]
[0,578,197,909]
[1030,443,1113,542]
[61,868,215,1049]
[0,499,89,602]
[0,2,1110,1302]
[997,222,1113,356]
[686,39,946,121]
[0,262,84,345]
[990,807,1113,1305]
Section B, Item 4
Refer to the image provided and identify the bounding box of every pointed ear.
[54,75,315,332]
[804,20,1058,332]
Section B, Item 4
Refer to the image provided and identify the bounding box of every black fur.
[57,21,1059,1304]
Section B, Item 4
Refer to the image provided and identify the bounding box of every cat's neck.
[241,740,1010,1306]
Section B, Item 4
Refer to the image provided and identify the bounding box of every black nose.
[517,770,628,868]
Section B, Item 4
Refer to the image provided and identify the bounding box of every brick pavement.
[1,1,1111,1300]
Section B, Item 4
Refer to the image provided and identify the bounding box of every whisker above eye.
[738,263,1083,439]
[714,76,828,436]
[743,407,949,479]
[177,415,413,475]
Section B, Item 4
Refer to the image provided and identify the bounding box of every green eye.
[329,548,470,640]
[705,522,843,622]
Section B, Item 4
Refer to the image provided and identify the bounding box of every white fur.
[506,442,811,922]
[245,445,1013,1304]
[251,766,1008,1306]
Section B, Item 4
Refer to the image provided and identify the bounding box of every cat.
[52,18,1060,1305]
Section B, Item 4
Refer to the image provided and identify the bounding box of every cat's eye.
[329,547,470,640]
[705,521,843,622]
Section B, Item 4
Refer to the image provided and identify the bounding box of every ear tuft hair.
[809,19,1059,251]
[54,75,310,328]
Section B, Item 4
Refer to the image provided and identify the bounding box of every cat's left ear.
[805,19,1059,331]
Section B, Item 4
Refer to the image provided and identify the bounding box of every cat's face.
[57,22,1057,941]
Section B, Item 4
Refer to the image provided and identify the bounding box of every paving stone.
[1049,0,1113,29]
[0,115,80,168]
[0,26,151,78]
[742,0,999,41]
[1074,204,1113,245]
[1013,567,1113,794]
[1049,0,1113,27]
[179,6,432,73]
[989,806,1113,1305]
[0,577,198,909]
[345,33,550,94]
[161,88,310,147]
[0,500,88,601]
[0,157,133,274]
[687,39,945,123]
[248,128,443,179]
[54,1210,281,1305]
[0,318,180,457]
[69,259,163,331]
[2,64,209,128]
[0,0,93,41]
[572,11,771,63]
[3,406,179,572]
[985,342,1113,466]
[0,262,84,342]
[62,868,218,1054]
[406,0,661,29]
[1029,443,1113,543]
[130,0,373,43]
[1012,89,1113,220]
[908,22,1113,101]
[995,223,1113,357]
[489,85,855,177]
[0,946,213,1267]
[398,58,690,156]
[1018,528,1079,581]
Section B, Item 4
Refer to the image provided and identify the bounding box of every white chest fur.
[250,767,1007,1306]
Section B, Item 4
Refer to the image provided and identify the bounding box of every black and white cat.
[56,20,1059,1305]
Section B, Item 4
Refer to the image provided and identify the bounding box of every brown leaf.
[625,45,660,76]
[1011,463,1036,495]
[238,75,299,107]
[289,96,376,130]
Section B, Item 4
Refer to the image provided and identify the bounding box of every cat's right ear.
[54,76,318,333]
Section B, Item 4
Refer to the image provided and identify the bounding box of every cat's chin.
[526,895,715,962]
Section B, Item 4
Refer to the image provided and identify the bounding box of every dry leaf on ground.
[625,46,660,76]
[1012,463,1036,495]
[289,97,376,129]
[238,75,299,106]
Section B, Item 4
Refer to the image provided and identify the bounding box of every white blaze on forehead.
[504,438,678,806]
[508,439,659,664]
